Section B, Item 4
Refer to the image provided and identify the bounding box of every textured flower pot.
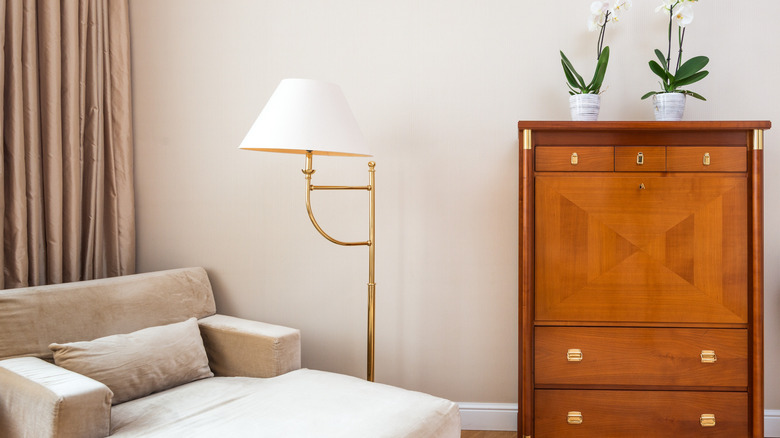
[569,94,601,121]
[653,92,686,121]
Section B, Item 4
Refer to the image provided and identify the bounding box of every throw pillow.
[49,317,213,404]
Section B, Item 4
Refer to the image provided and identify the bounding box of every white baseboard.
[457,404,780,435]
[767,410,780,437]
[458,403,517,431]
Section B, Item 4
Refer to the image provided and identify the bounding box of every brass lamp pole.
[303,152,376,381]
[239,79,377,381]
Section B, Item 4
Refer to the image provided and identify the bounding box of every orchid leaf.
[648,61,672,83]
[679,90,707,101]
[674,70,709,87]
[675,56,709,81]
[588,46,610,93]
[641,91,659,100]
[654,49,668,71]
[560,51,587,90]
[561,60,582,91]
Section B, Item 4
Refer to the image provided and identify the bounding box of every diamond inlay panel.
[535,176,748,323]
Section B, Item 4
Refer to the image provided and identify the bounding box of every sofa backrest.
[0,267,216,361]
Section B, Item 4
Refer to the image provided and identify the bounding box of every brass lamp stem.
[302,151,376,382]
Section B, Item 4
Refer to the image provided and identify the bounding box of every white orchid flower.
[609,0,631,21]
[591,1,610,16]
[613,0,632,14]
[588,1,609,32]
[655,0,677,13]
[673,3,694,26]
[588,1,610,30]
[588,14,605,31]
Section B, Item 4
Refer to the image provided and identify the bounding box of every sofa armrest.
[0,357,112,438]
[198,314,301,378]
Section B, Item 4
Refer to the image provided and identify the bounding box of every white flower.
[673,3,694,26]
[610,0,631,22]
[655,0,677,13]
[613,0,632,14]
[588,1,610,31]
[588,14,605,31]
[591,1,610,16]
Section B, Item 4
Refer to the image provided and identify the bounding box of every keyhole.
[639,183,646,190]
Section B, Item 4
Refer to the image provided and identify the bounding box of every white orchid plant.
[641,0,709,100]
[561,0,631,95]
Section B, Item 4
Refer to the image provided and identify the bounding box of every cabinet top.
[517,121,771,131]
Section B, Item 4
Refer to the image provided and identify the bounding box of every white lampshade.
[238,78,370,157]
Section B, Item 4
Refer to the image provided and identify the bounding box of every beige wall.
[128,0,780,406]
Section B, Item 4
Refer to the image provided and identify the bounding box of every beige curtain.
[1,0,135,289]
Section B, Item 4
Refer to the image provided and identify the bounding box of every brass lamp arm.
[302,153,373,247]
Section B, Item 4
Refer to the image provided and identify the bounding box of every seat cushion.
[110,369,460,437]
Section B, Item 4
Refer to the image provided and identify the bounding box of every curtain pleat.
[1,0,135,289]
[37,0,65,284]
[2,0,29,287]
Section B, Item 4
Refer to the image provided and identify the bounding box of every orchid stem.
[676,27,686,73]
[666,7,673,69]
[599,11,610,59]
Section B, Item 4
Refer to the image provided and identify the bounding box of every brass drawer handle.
[636,152,644,165]
[703,152,711,166]
[567,411,583,425]
[571,153,579,165]
[567,349,583,362]
[700,350,717,363]
[700,414,716,427]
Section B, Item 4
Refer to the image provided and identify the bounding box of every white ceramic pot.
[569,94,601,121]
[653,92,686,121]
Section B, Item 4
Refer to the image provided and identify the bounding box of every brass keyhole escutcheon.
[636,152,644,165]
[703,152,711,166]
[571,153,579,165]
[639,183,646,190]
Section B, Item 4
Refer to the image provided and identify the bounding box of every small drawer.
[536,146,613,172]
[615,146,666,171]
[535,327,747,388]
[667,147,746,172]
[535,389,747,437]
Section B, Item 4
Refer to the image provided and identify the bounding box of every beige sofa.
[0,267,460,437]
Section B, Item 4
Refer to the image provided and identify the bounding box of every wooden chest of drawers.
[518,121,770,437]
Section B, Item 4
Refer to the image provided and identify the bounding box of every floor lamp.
[238,79,377,382]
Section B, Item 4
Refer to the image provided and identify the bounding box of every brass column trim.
[753,129,764,150]
[523,129,533,150]
[367,161,376,382]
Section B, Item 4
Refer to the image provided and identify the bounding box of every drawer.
[534,389,748,437]
[535,327,747,388]
[536,146,613,171]
[615,146,666,171]
[667,146,746,172]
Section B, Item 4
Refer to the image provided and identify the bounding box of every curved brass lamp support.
[302,152,376,382]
